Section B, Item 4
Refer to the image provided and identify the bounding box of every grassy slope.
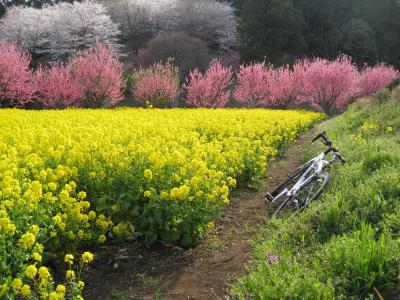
[231,88,400,299]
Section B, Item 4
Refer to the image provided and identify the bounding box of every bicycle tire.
[272,196,293,217]
[272,172,331,217]
[296,172,331,212]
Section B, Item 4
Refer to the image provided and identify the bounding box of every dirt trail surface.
[84,132,313,300]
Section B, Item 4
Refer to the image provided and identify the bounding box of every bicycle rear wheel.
[268,161,312,199]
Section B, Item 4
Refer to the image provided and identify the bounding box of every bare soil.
[83,132,313,300]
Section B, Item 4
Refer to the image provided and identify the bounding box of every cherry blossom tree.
[170,0,238,51]
[0,1,121,61]
[358,63,399,97]
[273,61,309,108]
[297,56,360,114]
[0,42,34,107]
[234,62,277,107]
[69,42,125,108]
[34,63,82,108]
[184,58,233,108]
[102,0,238,51]
[101,0,170,38]
[132,60,180,108]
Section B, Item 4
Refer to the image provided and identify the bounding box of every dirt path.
[84,132,313,300]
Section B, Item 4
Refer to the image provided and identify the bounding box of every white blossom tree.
[170,0,238,51]
[0,1,121,61]
[102,0,238,51]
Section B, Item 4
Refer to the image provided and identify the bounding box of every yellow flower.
[12,278,23,291]
[25,265,37,279]
[77,191,87,199]
[0,108,323,292]
[98,234,106,244]
[220,185,229,196]
[30,225,40,236]
[88,211,97,220]
[38,266,51,281]
[34,243,44,254]
[0,215,16,235]
[20,284,31,297]
[32,252,42,262]
[48,292,59,300]
[386,126,394,133]
[48,182,57,191]
[144,169,153,180]
[52,215,62,225]
[66,270,75,280]
[78,280,85,289]
[56,284,66,295]
[160,191,169,200]
[81,251,94,264]
[19,232,36,249]
[207,221,215,231]
[77,230,84,239]
[227,176,237,187]
[64,254,74,265]
[170,187,180,200]
[0,283,8,297]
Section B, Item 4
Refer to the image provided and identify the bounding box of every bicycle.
[265,131,346,216]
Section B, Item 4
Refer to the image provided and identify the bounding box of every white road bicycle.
[265,132,346,216]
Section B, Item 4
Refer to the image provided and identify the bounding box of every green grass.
[230,88,400,299]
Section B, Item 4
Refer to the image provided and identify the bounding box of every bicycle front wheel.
[272,196,293,217]
[272,172,331,217]
[296,172,331,212]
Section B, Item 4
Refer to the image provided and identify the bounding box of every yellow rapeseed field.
[0,108,323,299]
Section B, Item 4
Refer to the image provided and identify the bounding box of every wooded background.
[1,0,399,68]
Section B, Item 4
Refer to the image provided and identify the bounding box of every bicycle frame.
[266,132,346,215]
[271,151,329,203]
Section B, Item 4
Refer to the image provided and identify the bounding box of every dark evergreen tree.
[342,19,377,65]
[239,0,307,65]
[293,0,400,67]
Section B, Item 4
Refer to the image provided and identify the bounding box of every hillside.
[231,87,400,299]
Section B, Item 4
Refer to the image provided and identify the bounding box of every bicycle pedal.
[264,192,274,202]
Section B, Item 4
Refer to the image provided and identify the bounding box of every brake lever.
[337,153,346,164]
[310,131,326,143]
[331,152,346,164]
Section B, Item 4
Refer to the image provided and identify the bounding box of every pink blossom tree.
[132,60,180,108]
[184,58,233,108]
[69,42,125,108]
[358,63,399,97]
[298,56,360,114]
[0,42,34,107]
[234,62,277,107]
[34,64,83,109]
[273,61,309,108]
